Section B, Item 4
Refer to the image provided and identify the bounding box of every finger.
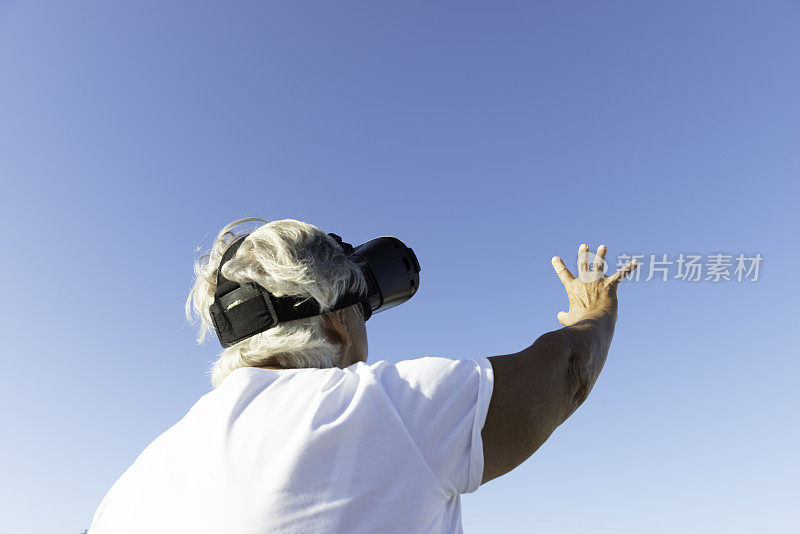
[551,256,576,285]
[593,244,607,274]
[609,259,639,284]
[610,259,638,283]
[577,243,590,275]
[557,311,570,326]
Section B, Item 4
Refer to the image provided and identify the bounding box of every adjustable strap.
[210,233,370,348]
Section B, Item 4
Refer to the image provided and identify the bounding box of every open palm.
[551,244,638,327]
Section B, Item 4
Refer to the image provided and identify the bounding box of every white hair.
[185,217,368,388]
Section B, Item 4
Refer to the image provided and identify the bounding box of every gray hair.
[185,217,368,387]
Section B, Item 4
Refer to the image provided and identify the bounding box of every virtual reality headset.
[209,232,421,348]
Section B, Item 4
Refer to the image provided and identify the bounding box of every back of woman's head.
[186,217,368,387]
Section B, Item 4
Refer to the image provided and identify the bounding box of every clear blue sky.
[1,1,798,532]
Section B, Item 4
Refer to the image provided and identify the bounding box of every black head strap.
[327,233,354,254]
[209,233,371,348]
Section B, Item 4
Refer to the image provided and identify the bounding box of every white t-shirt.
[89,357,495,534]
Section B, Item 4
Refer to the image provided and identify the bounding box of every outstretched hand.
[551,244,638,327]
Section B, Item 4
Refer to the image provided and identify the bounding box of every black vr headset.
[210,232,421,348]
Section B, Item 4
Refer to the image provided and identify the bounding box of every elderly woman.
[89,217,636,533]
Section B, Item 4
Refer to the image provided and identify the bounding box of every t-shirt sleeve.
[373,356,494,495]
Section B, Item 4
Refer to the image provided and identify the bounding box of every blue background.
[1,1,798,532]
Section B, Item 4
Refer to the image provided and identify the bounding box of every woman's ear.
[322,309,351,349]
